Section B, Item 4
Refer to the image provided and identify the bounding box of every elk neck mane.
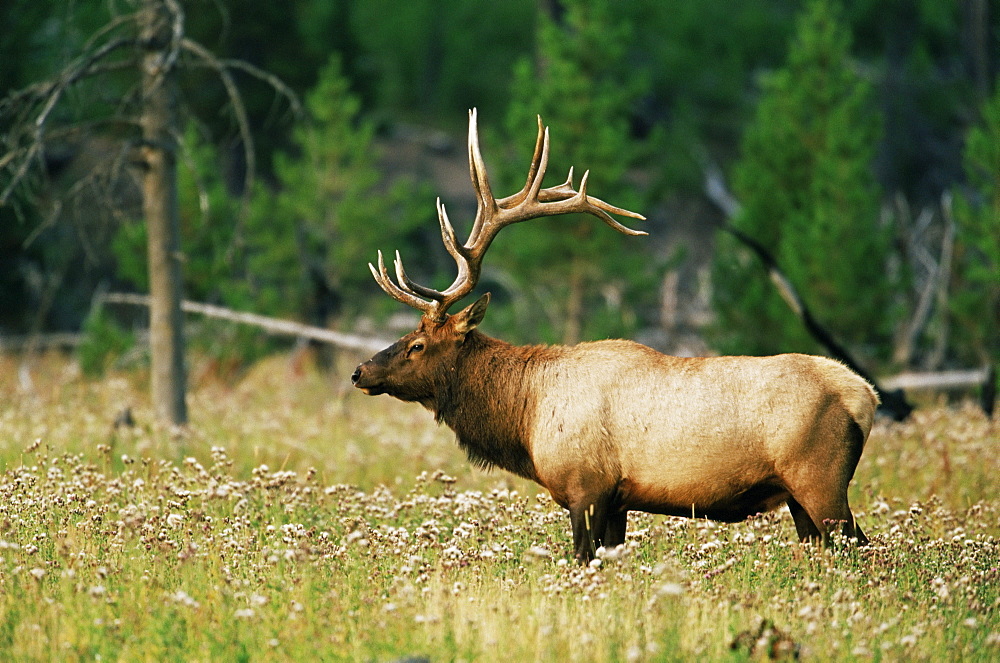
[433,330,561,481]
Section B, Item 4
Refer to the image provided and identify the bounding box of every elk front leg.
[569,496,616,563]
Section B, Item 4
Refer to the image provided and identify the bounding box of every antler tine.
[466,114,552,257]
[496,115,550,210]
[392,251,426,298]
[575,169,647,236]
[534,167,646,231]
[369,250,437,316]
[436,198,466,262]
[468,108,498,222]
[522,115,548,200]
[524,122,550,205]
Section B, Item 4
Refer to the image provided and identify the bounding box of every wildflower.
[655,582,684,598]
[170,590,200,608]
[524,546,552,561]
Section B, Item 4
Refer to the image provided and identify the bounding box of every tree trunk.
[562,255,584,345]
[140,0,187,425]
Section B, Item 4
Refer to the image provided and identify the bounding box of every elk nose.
[351,366,362,384]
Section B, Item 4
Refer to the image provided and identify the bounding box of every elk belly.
[616,467,791,522]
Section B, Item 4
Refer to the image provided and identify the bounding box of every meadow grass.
[1,352,997,661]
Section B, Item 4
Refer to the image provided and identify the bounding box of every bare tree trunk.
[962,0,992,100]
[562,256,584,345]
[140,0,187,425]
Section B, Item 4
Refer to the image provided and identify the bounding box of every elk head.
[351,109,645,404]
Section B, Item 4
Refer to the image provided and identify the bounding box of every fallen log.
[0,332,85,352]
[881,367,992,391]
[881,366,995,417]
[102,292,391,354]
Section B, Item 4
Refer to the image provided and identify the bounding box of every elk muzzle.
[351,340,405,396]
[351,361,381,395]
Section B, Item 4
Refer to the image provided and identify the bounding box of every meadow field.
[0,351,997,661]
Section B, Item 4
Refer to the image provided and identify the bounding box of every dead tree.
[139,0,186,424]
[0,0,298,425]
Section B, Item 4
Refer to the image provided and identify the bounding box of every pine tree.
[495,0,651,344]
[712,0,894,360]
[246,54,429,324]
[952,83,1000,367]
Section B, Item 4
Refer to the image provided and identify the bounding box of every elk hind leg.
[787,496,821,542]
[789,486,867,547]
[789,494,869,545]
[787,411,869,546]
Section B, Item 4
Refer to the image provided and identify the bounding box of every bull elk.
[352,109,878,562]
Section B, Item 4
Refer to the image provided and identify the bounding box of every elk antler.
[369,108,646,321]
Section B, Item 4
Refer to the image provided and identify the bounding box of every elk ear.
[452,293,491,335]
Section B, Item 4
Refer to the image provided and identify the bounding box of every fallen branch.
[103,292,390,354]
[881,366,995,417]
[880,367,993,391]
[0,333,85,352]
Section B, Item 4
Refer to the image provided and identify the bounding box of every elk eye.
[407,342,425,356]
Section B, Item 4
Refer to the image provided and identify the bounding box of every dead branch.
[180,37,256,204]
[1,36,138,205]
[179,37,302,262]
[891,192,958,368]
[881,367,993,391]
[882,365,995,417]
[0,333,85,352]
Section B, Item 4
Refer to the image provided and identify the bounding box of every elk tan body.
[353,111,877,561]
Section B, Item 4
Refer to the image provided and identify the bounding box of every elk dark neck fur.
[433,330,558,481]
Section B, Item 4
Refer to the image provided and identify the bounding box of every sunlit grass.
[1,351,998,660]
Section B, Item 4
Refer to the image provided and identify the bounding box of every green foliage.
[269,54,431,321]
[113,123,238,300]
[4,0,996,366]
[951,83,1000,367]
[77,306,137,377]
[711,0,896,360]
[625,2,795,192]
[491,0,654,344]
[113,124,284,365]
[347,0,534,120]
